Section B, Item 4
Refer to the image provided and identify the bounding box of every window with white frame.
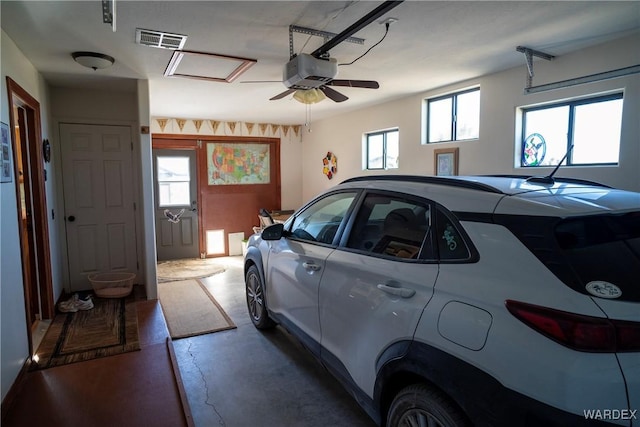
[365,129,399,170]
[520,93,623,167]
[156,156,191,207]
[427,88,480,143]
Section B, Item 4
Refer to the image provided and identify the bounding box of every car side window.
[436,208,471,260]
[289,192,357,244]
[346,194,433,260]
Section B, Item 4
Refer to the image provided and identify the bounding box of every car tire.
[245,265,275,329]
[387,384,469,427]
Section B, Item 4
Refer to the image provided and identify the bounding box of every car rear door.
[319,192,438,397]
[265,191,358,355]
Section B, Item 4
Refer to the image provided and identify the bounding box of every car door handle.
[302,262,321,271]
[377,284,416,298]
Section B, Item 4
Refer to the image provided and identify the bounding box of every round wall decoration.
[322,151,337,179]
[522,133,546,166]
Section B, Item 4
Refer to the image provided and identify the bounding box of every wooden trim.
[152,137,198,149]
[165,337,195,427]
[6,77,55,344]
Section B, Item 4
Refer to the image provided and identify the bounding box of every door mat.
[32,296,140,370]
[157,258,225,283]
[158,279,236,339]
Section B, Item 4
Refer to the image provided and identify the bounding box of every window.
[521,93,623,167]
[435,209,471,260]
[157,156,191,207]
[427,88,480,143]
[346,193,433,260]
[289,192,357,244]
[554,212,639,296]
[365,129,399,170]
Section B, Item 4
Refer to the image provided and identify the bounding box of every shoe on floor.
[58,294,94,313]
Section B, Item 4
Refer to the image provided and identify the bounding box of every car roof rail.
[482,175,611,188]
[341,175,505,194]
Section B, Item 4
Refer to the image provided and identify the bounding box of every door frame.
[59,123,139,290]
[152,137,201,257]
[6,77,54,354]
[153,147,200,260]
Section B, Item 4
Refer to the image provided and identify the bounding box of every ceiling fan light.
[71,51,115,70]
[293,88,326,104]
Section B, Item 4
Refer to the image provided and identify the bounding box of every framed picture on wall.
[0,122,12,183]
[434,147,459,176]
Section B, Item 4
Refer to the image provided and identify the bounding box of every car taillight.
[506,300,640,353]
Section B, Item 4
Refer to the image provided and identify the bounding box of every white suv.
[244,175,639,427]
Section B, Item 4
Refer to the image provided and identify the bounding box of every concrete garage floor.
[172,256,376,427]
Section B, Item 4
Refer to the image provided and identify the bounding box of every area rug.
[158,279,236,339]
[32,296,140,370]
[157,258,226,283]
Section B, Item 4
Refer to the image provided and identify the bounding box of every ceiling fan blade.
[320,86,349,103]
[270,89,296,100]
[327,80,380,89]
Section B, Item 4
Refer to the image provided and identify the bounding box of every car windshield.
[554,211,640,301]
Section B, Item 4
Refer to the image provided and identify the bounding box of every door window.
[157,156,191,207]
[346,194,433,260]
[289,192,357,244]
[435,208,471,260]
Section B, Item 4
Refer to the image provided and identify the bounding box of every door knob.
[68,215,76,222]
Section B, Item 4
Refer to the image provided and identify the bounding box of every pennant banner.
[209,120,221,133]
[156,118,168,132]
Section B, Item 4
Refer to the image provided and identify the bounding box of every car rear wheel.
[387,384,469,427]
[245,265,275,329]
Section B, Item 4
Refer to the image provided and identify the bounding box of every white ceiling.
[2,1,639,124]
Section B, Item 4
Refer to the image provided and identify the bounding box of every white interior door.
[60,123,138,291]
[153,149,199,261]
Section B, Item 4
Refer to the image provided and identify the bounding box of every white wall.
[137,80,157,299]
[301,33,640,201]
[0,29,59,401]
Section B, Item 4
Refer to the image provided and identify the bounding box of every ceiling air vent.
[136,28,187,50]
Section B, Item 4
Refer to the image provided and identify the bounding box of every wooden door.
[60,123,138,291]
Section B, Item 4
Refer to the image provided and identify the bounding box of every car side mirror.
[261,223,284,241]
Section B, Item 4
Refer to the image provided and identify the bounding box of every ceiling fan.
[262,1,404,104]
[270,53,379,103]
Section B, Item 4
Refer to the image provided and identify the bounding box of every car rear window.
[498,212,640,302]
[554,212,640,300]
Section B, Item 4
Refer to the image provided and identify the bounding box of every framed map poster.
[207,142,270,185]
